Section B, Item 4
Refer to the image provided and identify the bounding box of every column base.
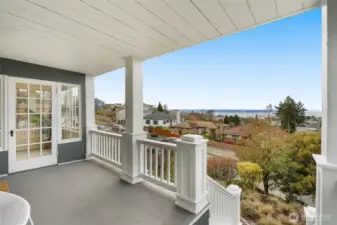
[175,192,209,215]
[85,154,93,160]
[120,172,143,184]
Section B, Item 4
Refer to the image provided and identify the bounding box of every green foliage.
[157,102,164,112]
[224,114,241,126]
[203,132,212,139]
[155,126,163,130]
[275,96,306,133]
[277,132,321,200]
[224,115,229,124]
[237,162,262,190]
[150,134,158,138]
[237,117,287,194]
[207,157,237,182]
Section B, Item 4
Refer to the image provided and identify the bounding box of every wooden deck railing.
[89,130,122,169]
[137,138,178,192]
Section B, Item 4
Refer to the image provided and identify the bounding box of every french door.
[8,77,57,173]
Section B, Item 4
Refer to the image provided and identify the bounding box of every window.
[153,120,158,125]
[163,120,166,124]
[146,120,150,125]
[60,84,81,142]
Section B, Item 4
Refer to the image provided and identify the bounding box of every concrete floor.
[4,160,198,225]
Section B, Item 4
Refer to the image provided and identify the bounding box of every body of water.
[180,109,322,118]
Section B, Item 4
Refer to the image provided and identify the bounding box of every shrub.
[241,199,261,220]
[203,132,212,139]
[237,162,262,190]
[258,216,282,225]
[207,157,237,182]
[155,126,163,130]
[150,134,158,138]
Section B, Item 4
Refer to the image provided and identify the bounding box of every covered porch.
[6,160,198,225]
[0,0,336,225]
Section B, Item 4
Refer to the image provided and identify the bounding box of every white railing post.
[304,206,317,225]
[226,184,242,225]
[175,134,209,214]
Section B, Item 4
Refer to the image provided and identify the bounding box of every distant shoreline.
[179,109,322,117]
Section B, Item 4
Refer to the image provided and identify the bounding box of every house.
[221,124,252,141]
[296,120,321,132]
[0,1,334,225]
[114,103,154,126]
[143,111,181,127]
[171,121,217,135]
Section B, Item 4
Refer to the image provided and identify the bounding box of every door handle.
[10,130,14,137]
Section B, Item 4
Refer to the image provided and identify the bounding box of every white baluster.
[161,148,164,180]
[167,149,171,183]
[155,147,158,178]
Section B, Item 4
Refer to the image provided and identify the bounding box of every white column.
[120,56,146,184]
[312,1,337,225]
[85,74,97,160]
[175,134,209,214]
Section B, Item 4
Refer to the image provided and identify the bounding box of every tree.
[275,96,306,133]
[163,104,169,113]
[95,98,105,109]
[237,104,287,194]
[277,132,321,201]
[224,115,229,124]
[157,102,164,112]
[233,114,241,126]
[206,110,215,121]
[255,114,258,120]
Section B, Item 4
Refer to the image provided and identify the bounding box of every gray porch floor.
[4,160,197,225]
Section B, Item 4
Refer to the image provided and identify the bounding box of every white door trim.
[8,77,58,173]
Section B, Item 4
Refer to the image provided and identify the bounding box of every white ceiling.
[0,0,322,76]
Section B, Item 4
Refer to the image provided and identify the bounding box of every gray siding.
[0,151,8,174]
[193,210,210,225]
[0,58,87,173]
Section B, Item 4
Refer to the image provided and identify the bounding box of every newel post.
[175,134,209,214]
[227,184,242,225]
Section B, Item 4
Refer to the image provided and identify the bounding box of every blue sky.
[95,9,322,110]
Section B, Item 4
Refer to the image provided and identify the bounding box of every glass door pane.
[15,82,53,160]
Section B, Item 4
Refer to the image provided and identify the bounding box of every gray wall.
[0,57,87,174]
[193,210,210,225]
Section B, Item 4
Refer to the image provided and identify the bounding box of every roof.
[188,121,217,129]
[143,112,172,120]
[171,122,192,129]
[222,124,253,137]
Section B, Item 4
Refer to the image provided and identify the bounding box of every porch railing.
[137,138,178,192]
[207,176,242,225]
[89,130,122,169]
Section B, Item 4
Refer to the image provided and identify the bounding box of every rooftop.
[4,160,198,225]
[144,112,172,121]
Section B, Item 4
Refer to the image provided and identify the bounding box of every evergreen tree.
[275,96,306,133]
[233,115,241,126]
[157,102,164,112]
[224,115,229,124]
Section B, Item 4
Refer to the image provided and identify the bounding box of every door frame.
[8,77,58,173]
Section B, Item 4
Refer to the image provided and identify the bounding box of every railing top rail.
[207,176,236,199]
[89,129,123,138]
[137,138,177,150]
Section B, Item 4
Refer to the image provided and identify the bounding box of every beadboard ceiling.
[0,0,322,75]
